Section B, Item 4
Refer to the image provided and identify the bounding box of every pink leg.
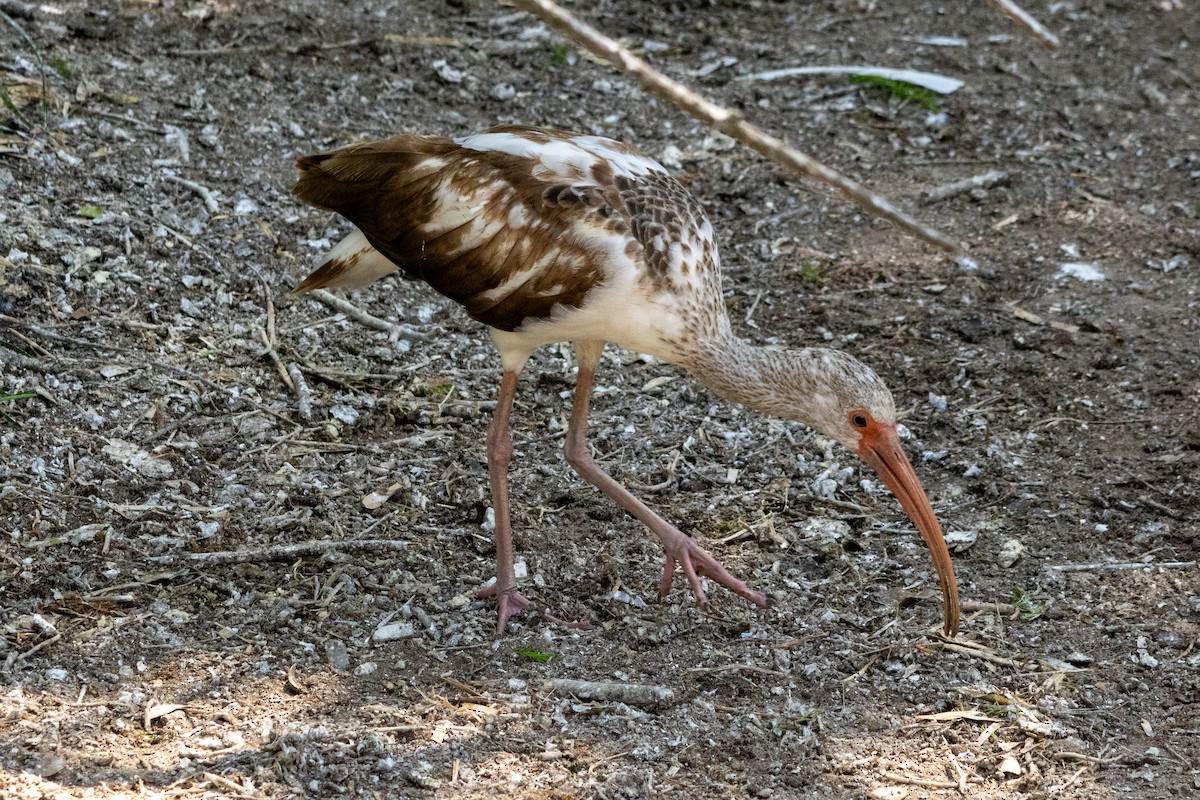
[563,343,769,610]
[474,369,532,633]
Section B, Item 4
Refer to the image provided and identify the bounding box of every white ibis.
[292,125,960,636]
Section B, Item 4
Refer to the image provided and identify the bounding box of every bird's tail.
[292,227,399,294]
[291,135,454,293]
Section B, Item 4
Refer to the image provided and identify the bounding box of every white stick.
[922,170,1010,204]
[543,678,676,709]
[1050,560,1197,572]
[509,0,962,255]
[286,361,314,420]
[987,0,1061,49]
[305,288,430,341]
[163,174,220,214]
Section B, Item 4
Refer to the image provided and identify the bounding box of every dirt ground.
[1,1,1198,797]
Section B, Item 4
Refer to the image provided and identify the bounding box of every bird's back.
[293,126,728,351]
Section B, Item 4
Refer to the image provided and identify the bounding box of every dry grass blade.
[0,8,47,126]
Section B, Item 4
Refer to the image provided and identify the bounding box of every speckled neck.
[680,335,895,450]
[681,337,826,427]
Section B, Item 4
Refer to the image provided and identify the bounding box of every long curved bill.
[858,426,960,637]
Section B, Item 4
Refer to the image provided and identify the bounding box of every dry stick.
[543,678,676,710]
[960,599,1018,615]
[259,326,296,391]
[939,641,1027,668]
[1050,560,1197,572]
[304,289,430,341]
[16,633,61,661]
[922,170,1010,205]
[881,772,960,790]
[163,174,220,214]
[144,537,408,566]
[1049,751,1124,765]
[287,362,314,420]
[987,0,1061,49]
[687,663,788,679]
[509,0,962,256]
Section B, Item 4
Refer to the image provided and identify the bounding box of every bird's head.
[793,350,960,637]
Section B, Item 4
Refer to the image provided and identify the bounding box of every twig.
[163,174,220,214]
[922,170,1009,205]
[1048,751,1123,765]
[881,771,959,790]
[687,663,788,679]
[287,362,314,420]
[543,678,676,710]
[144,534,408,566]
[259,326,295,391]
[144,536,408,566]
[16,633,61,661]
[170,37,369,58]
[509,0,962,255]
[1049,560,1197,573]
[939,641,1027,668]
[987,0,1061,49]
[960,599,1018,615]
[202,772,262,799]
[303,289,431,341]
[0,344,39,371]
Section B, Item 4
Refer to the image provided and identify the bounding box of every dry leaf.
[362,482,403,509]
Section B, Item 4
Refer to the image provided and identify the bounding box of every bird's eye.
[850,412,869,429]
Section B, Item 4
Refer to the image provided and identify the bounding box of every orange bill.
[858,425,960,636]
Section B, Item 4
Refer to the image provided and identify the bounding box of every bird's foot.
[476,582,532,634]
[476,582,592,634]
[658,531,770,609]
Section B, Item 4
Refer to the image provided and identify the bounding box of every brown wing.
[292,131,627,332]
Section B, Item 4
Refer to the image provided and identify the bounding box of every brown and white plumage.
[293,125,960,636]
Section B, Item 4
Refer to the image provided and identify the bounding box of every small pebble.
[325,639,350,671]
[373,622,415,642]
[996,538,1024,568]
[432,59,463,83]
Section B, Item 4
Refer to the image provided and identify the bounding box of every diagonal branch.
[509,0,963,255]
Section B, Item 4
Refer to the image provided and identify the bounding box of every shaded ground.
[1,0,1198,797]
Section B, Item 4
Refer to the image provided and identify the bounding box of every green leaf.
[514,647,556,663]
[78,204,104,219]
[849,74,939,111]
[1011,586,1044,620]
[50,57,74,79]
[0,391,36,403]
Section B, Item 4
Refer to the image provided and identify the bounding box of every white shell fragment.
[736,65,964,94]
[1057,262,1105,282]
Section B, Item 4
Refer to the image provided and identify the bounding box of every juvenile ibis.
[292,125,960,636]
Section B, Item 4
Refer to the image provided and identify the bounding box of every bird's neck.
[681,337,832,430]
